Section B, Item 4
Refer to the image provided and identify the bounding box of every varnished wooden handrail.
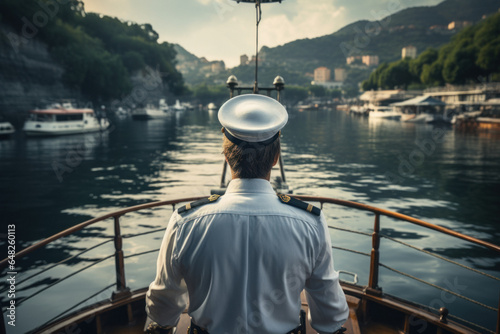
[1,195,499,268]
[294,195,500,253]
[1,194,499,334]
[0,196,206,269]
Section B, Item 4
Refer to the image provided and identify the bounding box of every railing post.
[367,213,382,295]
[112,216,131,301]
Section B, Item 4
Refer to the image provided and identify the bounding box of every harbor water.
[0,107,499,333]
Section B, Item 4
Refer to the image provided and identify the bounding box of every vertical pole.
[112,216,130,301]
[220,160,228,188]
[253,1,261,94]
[278,153,286,183]
[368,213,381,292]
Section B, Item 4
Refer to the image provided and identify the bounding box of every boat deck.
[104,292,364,334]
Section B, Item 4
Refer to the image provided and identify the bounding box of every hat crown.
[218,95,288,143]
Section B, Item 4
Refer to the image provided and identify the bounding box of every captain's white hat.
[218,94,288,144]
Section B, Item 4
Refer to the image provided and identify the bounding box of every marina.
[0,108,499,333]
[341,84,500,127]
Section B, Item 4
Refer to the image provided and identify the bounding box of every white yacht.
[207,102,217,111]
[366,105,402,120]
[23,102,109,136]
[132,104,169,120]
[349,104,368,116]
[0,121,15,138]
[172,99,186,112]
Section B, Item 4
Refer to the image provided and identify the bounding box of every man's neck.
[231,173,271,182]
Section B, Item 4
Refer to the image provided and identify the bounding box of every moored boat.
[172,99,186,112]
[366,105,402,120]
[22,102,109,136]
[350,104,369,116]
[207,102,217,111]
[0,121,15,139]
[392,96,450,124]
[132,104,170,120]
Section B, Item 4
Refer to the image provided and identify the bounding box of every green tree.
[378,59,415,89]
[442,41,480,83]
[409,48,438,77]
[308,85,326,98]
[421,62,444,86]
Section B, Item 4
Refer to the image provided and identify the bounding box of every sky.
[83,0,443,68]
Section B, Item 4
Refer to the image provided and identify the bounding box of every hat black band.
[223,128,280,146]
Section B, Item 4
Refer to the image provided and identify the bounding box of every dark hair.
[222,135,280,179]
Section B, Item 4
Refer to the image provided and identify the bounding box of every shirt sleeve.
[304,213,349,334]
[145,213,188,327]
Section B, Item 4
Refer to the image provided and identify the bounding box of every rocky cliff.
[0,24,168,127]
[0,24,80,125]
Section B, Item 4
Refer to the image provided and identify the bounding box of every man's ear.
[272,152,280,167]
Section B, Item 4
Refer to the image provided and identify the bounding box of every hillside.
[0,0,185,119]
[223,0,500,87]
[362,12,500,90]
[173,44,226,86]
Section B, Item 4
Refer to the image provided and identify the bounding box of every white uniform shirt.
[146,178,349,334]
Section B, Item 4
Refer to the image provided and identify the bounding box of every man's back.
[146,179,348,334]
[145,95,348,334]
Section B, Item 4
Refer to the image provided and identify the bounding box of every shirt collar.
[225,178,276,195]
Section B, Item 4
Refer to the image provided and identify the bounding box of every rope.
[16,254,114,307]
[124,248,160,259]
[380,233,500,282]
[1,238,113,292]
[329,226,372,237]
[446,313,496,334]
[378,263,498,312]
[332,246,370,257]
[395,298,496,334]
[122,227,165,239]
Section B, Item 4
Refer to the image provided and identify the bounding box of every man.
[145,94,349,334]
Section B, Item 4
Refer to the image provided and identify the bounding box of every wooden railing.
[1,195,499,334]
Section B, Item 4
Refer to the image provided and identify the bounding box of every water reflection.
[0,108,499,333]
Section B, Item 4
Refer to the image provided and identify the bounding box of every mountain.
[173,44,226,86]
[170,0,497,89]
[257,0,499,83]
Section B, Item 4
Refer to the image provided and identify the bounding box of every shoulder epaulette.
[178,194,221,214]
[277,194,321,216]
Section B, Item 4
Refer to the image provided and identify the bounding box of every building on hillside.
[334,68,347,82]
[346,56,361,65]
[314,67,331,82]
[362,55,379,66]
[211,61,225,73]
[402,46,417,59]
[347,55,379,66]
[240,54,249,66]
[448,21,472,30]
